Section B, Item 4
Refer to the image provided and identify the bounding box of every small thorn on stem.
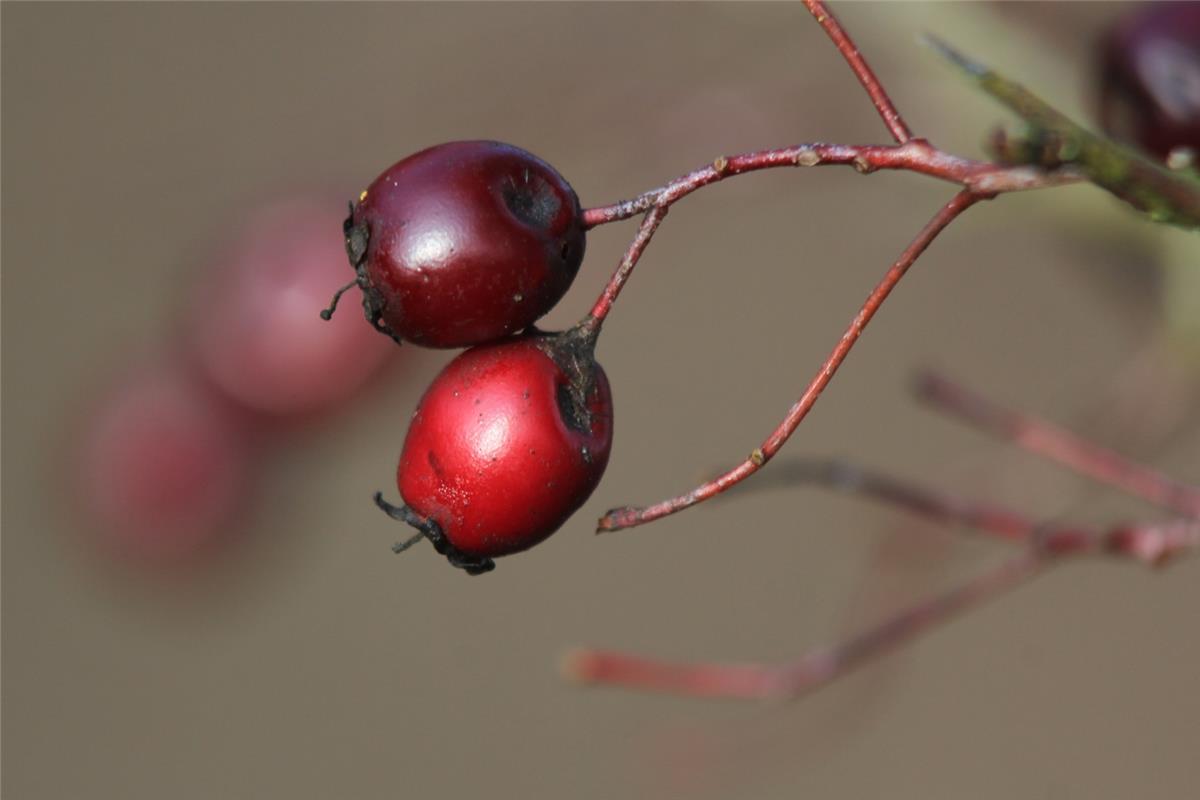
[321,280,357,321]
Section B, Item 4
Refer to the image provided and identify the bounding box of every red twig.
[915,372,1200,519]
[564,552,1044,700]
[567,458,1198,700]
[598,190,982,533]
[579,3,1076,532]
[753,458,1055,544]
[801,0,913,143]
[580,140,1076,230]
[739,458,1200,565]
[557,0,1198,706]
[585,205,668,330]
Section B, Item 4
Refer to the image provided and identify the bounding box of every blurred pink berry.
[78,357,255,564]
[188,194,394,417]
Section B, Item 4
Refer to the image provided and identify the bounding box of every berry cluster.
[326,141,611,574]
[336,4,1200,576]
[311,0,1199,707]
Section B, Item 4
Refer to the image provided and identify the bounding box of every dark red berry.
[344,141,586,348]
[383,329,612,573]
[1099,2,1200,161]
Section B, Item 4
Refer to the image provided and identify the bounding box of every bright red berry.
[336,141,586,348]
[189,195,394,417]
[1099,2,1200,161]
[378,329,612,573]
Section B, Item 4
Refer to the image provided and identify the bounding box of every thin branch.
[598,190,982,533]
[584,205,668,330]
[563,551,1045,700]
[751,458,1052,544]
[915,372,1200,519]
[558,2,1200,706]
[580,140,1076,229]
[802,0,913,144]
[734,457,1200,566]
[568,460,1198,699]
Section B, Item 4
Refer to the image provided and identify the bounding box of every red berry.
[77,355,256,565]
[344,141,586,348]
[1099,2,1200,161]
[383,330,612,573]
[189,195,394,417]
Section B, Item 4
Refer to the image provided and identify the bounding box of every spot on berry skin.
[427,450,445,478]
[501,172,562,231]
[555,382,589,434]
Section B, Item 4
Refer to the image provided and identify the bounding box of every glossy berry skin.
[349,141,586,348]
[397,334,612,562]
[1099,2,1200,161]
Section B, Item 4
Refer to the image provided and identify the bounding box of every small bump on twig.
[795,149,822,167]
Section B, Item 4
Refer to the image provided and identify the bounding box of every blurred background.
[3,3,1198,798]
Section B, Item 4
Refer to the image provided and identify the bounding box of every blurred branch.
[924,34,1200,230]
[569,371,1198,700]
[915,372,1200,518]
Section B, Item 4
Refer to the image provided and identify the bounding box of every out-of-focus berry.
[1099,2,1200,161]
[188,195,394,417]
[78,356,256,564]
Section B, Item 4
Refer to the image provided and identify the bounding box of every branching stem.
[568,456,1197,699]
[557,0,1197,705]
[801,0,913,144]
[598,190,982,532]
[564,552,1044,700]
[578,1,1083,531]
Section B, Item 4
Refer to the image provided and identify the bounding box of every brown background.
[4,3,1198,799]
